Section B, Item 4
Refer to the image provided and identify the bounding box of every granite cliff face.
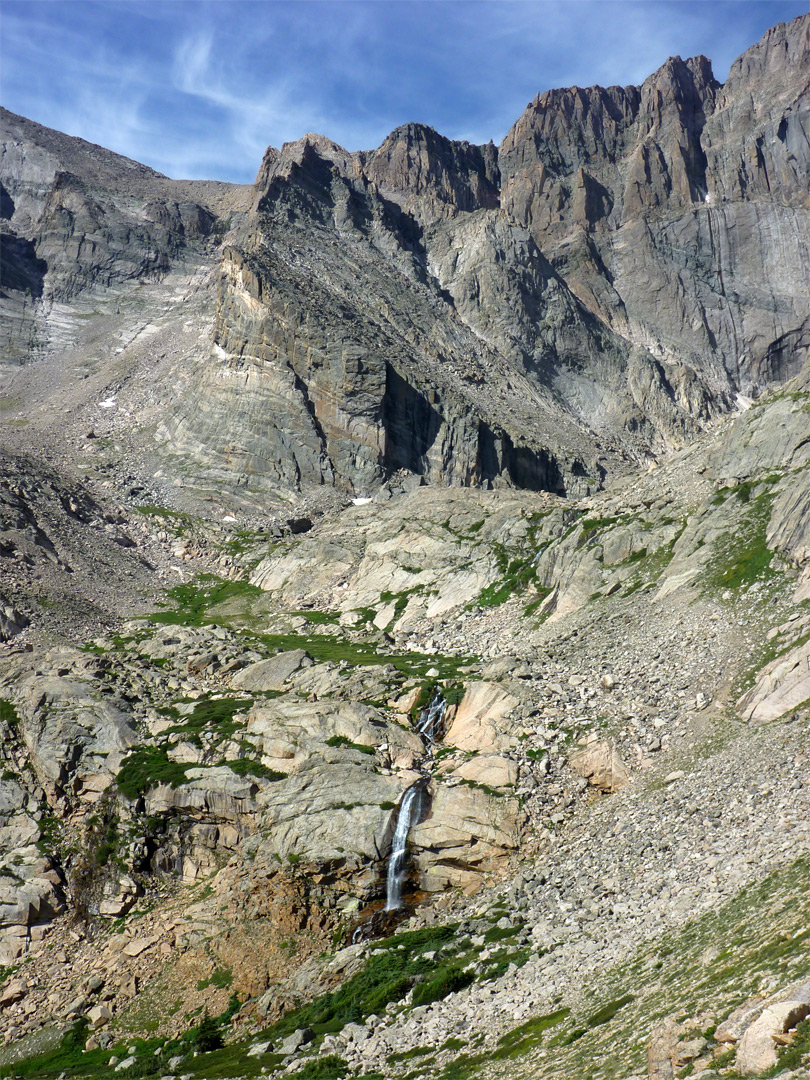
[499,16,810,393]
[3,15,808,501]
[0,109,251,366]
[162,12,810,497]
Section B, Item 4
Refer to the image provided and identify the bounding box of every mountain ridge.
[0,16,809,1080]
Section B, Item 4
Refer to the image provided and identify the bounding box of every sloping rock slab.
[443,682,519,751]
[738,638,810,723]
[231,649,313,692]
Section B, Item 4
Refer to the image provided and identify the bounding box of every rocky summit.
[0,14,809,1080]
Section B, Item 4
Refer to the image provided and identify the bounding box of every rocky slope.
[0,357,809,1079]
[0,13,809,1080]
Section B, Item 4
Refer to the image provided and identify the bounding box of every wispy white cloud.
[2,0,806,181]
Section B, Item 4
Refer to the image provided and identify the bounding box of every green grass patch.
[0,1021,171,1078]
[492,1007,570,1059]
[622,547,648,564]
[162,696,254,747]
[116,746,190,800]
[325,735,376,755]
[290,610,341,624]
[585,993,634,1028]
[440,1037,467,1051]
[387,1046,433,1063]
[411,964,474,1007]
[579,515,624,536]
[260,925,459,1041]
[256,631,474,682]
[132,503,196,540]
[704,490,778,592]
[222,758,286,781]
[379,585,431,623]
[288,1058,349,1080]
[479,946,532,982]
[483,922,523,944]
[149,577,263,626]
[197,968,233,991]
[0,699,21,732]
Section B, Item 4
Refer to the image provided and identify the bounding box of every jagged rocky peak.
[254,131,359,190]
[360,121,500,223]
[253,132,387,232]
[498,13,809,230]
[0,105,250,318]
[253,121,500,229]
[498,51,720,231]
[727,10,810,85]
[703,13,810,203]
[2,15,808,507]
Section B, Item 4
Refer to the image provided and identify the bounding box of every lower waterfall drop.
[385,780,425,911]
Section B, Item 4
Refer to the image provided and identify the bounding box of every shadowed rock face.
[0,106,251,361]
[360,122,501,224]
[498,15,810,393]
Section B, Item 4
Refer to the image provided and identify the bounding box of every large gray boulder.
[17,674,138,807]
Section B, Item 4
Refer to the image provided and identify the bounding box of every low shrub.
[224,758,286,781]
[117,746,189,800]
[288,1054,349,1079]
[411,964,474,1007]
[193,1012,223,1052]
[325,735,375,755]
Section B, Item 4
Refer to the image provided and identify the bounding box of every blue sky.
[1,1,807,183]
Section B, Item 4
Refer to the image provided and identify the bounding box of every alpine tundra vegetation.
[0,12,809,1080]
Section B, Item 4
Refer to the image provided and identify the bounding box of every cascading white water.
[385,781,423,911]
[416,689,446,743]
[379,688,447,915]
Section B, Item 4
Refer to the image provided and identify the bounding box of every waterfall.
[385,781,424,911]
[416,689,447,743]
[376,687,448,917]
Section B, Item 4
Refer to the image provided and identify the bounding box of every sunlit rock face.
[4,17,808,503]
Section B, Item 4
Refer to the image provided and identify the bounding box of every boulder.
[254,763,405,866]
[231,649,313,692]
[568,740,630,793]
[0,596,29,641]
[738,638,810,723]
[122,935,158,957]
[411,782,520,889]
[16,673,138,806]
[87,1004,112,1029]
[736,1001,810,1075]
[279,1027,313,1054]
[443,682,519,751]
[0,848,64,964]
[0,979,26,1006]
[245,698,422,773]
[450,754,518,790]
[98,874,141,917]
[247,1040,273,1057]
